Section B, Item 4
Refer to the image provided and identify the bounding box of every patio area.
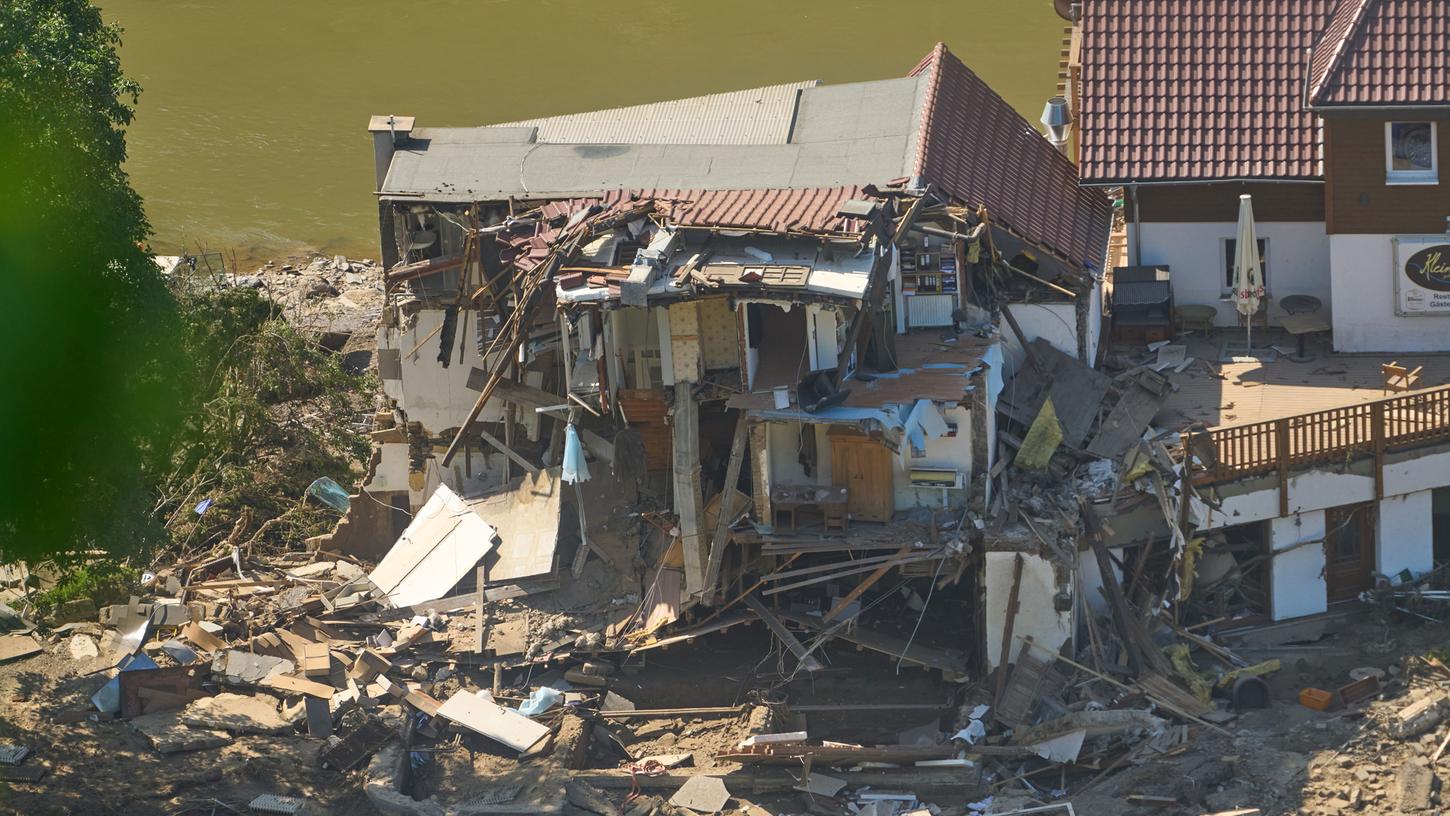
[1138,330,1450,431]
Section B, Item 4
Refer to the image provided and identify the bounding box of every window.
[1223,238,1269,292]
[1386,121,1438,184]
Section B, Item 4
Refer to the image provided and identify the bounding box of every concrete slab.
[129,710,233,754]
[182,693,292,735]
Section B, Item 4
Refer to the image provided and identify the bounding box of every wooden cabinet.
[828,429,894,522]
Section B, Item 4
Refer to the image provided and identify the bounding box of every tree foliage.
[0,1,371,570]
[156,287,372,565]
[0,0,183,562]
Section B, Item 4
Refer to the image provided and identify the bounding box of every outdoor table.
[1176,304,1217,335]
[1280,294,1323,315]
[1280,311,1332,362]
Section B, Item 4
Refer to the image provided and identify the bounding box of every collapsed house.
[341,42,1114,681]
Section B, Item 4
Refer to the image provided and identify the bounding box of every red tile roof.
[1308,0,1450,107]
[1079,1,1337,183]
[910,44,1112,270]
[626,187,869,234]
[537,187,870,235]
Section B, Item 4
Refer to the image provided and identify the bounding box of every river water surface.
[101,0,1067,261]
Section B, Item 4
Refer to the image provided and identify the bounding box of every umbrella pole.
[571,482,591,576]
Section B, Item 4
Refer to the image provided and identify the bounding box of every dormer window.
[1386,122,1438,185]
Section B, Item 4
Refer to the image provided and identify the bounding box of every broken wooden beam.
[742,594,822,673]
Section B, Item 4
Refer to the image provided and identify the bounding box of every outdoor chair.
[1383,361,1423,394]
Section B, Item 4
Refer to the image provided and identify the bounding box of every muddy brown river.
[101,0,1067,261]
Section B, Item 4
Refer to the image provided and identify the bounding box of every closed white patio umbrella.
[1232,194,1264,352]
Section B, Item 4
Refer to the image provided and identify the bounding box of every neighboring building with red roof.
[1075,0,1450,353]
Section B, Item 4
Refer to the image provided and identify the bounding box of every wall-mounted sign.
[1395,236,1450,316]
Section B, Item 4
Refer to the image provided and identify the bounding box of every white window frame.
[1220,236,1270,298]
[1385,121,1439,185]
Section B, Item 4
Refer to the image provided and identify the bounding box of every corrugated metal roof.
[494,81,819,145]
[911,43,1112,270]
[1308,0,1450,107]
[1078,0,1336,183]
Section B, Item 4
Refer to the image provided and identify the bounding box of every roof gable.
[1308,0,1450,107]
[911,43,1111,269]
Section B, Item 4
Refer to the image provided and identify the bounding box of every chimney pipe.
[367,114,415,190]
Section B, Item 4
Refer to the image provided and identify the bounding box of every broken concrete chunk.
[129,709,233,754]
[67,635,99,661]
[363,745,443,816]
[1392,692,1450,739]
[52,597,98,625]
[793,772,847,797]
[565,779,613,815]
[182,692,292,735]
[669,775,730,813]
[1398,759,1435,812]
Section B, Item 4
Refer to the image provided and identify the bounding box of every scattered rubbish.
[517,686,562,717]
[305,476,351,512]
[248,793,310,815]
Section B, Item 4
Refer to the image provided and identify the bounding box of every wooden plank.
[473,564,488,655]
[992,554,1025,709]
[778,610,968,677]
[823,544,916,622]
[741,594,822,672]
[1081,500,1145,676]
[703,417,751,596]
[478,426,540,476]
[673,382,707,596]
[263,673,336,699]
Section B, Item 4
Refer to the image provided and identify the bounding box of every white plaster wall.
[1329,234,1450,353]
[1136,222,1330,326]
[1377,489,1435,578]
[766,422,832,487]
[1086,281,1103,365]
[379,309,506,433]
[894,405,974,510]
[1192,448,1450,531]
[985,551,1071,670]
[1000,302,1080,371]
[1193,469,1376,529]
[365,442,413,494]
[1269,511,1328,621]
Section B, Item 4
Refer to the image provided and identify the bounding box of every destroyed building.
[344,42,1113,681]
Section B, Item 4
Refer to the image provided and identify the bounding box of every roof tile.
[1309,0,1449,107]
[1080,0,1337,182]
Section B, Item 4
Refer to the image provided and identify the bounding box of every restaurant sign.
[1395,236,1450,316]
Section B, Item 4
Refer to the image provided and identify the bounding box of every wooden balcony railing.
[1186,385,1450,509]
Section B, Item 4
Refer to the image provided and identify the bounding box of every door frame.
[1324,502,1376,603]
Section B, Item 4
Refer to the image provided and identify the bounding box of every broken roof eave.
[1079,176,1327,188]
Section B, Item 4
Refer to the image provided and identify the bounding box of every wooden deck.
[1153,332,1450,431]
